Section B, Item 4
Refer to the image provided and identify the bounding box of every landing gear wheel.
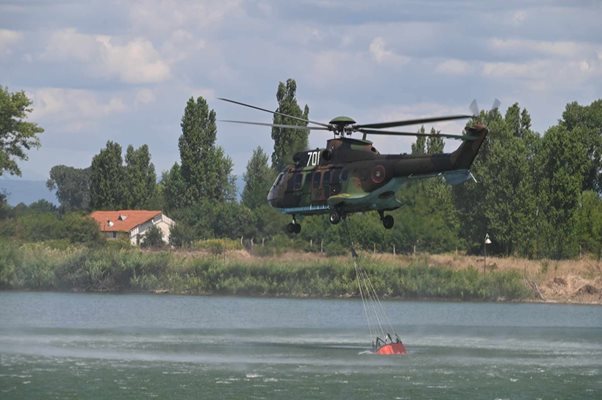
[329,210,341,225]
[287,216,302,234]
[382,215,394,229]
[287,222,301,234]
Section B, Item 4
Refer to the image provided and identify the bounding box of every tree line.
[1,83,601,259]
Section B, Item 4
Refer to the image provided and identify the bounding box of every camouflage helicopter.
[220,98,488,234]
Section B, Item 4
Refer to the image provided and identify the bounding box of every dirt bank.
[427,254,602,304]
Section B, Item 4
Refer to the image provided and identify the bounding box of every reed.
[0,242,530,300]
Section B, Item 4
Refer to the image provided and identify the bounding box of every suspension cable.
[342,219,396,342]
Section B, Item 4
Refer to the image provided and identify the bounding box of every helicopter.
[220,98,488,233]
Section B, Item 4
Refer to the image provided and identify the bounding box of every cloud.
[0,29,23,56]
[489,38,595,58]
[512,10,527,25]
[436,59,473,75]
[369,36,409,65]
[135,89,156,105]
[30,88,126,131]
[128,0,243,34]
[43,28,170,84]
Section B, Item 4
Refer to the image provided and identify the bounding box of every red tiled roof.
[90,210,162,232]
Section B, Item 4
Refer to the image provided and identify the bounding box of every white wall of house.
[129,214,175,245]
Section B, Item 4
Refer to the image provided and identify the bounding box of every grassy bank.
[0,241,531,301]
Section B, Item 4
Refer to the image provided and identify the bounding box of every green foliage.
[47,165,91,211]
[574,191,602,258]
[483,105,540,257]
[89,142,160,211]
[169,222,195,248]
[89,141,125,210]
[561,100,602,193]
[411,126,427,155]
[161,163,187,211]
[0,86,44,176]
[0,209,102,244]
[536,124,588,258]
[140,225,165,249]
[178,96,235,205]
[271,79,309,171]
[124,144,158,209]
[0,242,530,300]
[242,146,275,209]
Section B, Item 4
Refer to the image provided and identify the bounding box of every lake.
[1,292,601,399]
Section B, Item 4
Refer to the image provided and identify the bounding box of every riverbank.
[1,242,600,304]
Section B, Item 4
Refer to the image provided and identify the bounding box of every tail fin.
[450,124,488,169]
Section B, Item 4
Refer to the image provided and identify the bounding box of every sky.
[1,0,601,186]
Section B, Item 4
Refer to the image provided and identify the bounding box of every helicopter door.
[330,168,341,195]
[321,170,331,201]
[286,172,303,193]
[311,171,322,202]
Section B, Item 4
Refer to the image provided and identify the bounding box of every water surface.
[1,292,601,399]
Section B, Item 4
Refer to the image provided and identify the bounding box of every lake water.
[1,292,601,399]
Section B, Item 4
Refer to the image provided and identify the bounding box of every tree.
[47,165,91,211]
[242,147,275,209]
[0,87,44,176]
[124,144,158,209]
[535,124,589,258]
[452,108,503,253]
[574,190,602,259]
[561,100,602,193]
[178,96,235,205]
[426,127,445,154]
[161,163,187,211]
[141,225,165,248]
[411,126,427,155]
[89,141,125,210]
[271,79,310,171]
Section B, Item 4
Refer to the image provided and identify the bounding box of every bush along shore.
[0,241,532,301]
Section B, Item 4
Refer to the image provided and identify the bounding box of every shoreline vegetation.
[1,240,600,305]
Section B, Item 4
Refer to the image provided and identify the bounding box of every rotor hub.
[329,116,356,135]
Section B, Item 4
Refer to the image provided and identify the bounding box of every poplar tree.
[561,100,602,193]
[411,126,427,155]
[89,141,125,210]
[178,96,235,205]
[161,163,187,211]
[535,124,588,258]
[271,79,309,172]
[426,127,444,154]
[124,144,157,209]
[242,146,275,209]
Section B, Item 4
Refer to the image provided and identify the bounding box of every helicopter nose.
[267,187,276,205]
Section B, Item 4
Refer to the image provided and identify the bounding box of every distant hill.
[0,176,246,206]
[0,179,57,206]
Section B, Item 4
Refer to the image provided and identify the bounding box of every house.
[90,210,175,245]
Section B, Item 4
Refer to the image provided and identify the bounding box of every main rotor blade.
[218,97,331,128]
[220,119,330,131]
[354,114,473,129]
[357,128,477,141]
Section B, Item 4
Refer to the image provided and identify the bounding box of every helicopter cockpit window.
[340,169,348,181]
[293,173,303,191]
[322,170,331,191]
[332,169,340,184]
[312,171,321,189]
[273,173,283,188]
